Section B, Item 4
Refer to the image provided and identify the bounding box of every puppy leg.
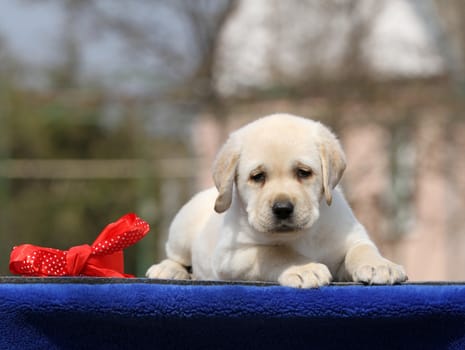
[278,262,332,288]
[215,246,332,288]
[343,244,407,284]
[146,188,218,280]
[146,259,190,280]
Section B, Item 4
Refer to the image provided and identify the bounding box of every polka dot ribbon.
[9,213,150,278]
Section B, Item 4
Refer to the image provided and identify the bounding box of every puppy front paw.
[352,260,407,285]
[146,259,191,280]
[278,263,332,288]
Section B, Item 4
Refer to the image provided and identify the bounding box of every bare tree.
[25,0,238,102]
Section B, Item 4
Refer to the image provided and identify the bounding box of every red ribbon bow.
[9,213,150,278]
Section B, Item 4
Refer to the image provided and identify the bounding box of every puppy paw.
[352,260,407,285]
[146,259,191,280]
[278,263,332,288]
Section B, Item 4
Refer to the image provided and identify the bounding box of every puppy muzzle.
[272,201,294,220]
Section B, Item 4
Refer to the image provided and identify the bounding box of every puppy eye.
[250,172,266,183]
[296,168,313,179]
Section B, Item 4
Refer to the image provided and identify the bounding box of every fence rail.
[0,159,200,179]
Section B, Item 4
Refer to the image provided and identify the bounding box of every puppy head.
[212,114,346,236]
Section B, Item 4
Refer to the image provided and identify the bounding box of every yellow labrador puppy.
[146,114,407,287]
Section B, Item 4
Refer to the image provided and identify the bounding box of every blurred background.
[1,0,464,280]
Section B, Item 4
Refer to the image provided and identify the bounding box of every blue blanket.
[1,278,465,349]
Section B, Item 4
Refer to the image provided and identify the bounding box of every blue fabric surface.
[1,279,465,349]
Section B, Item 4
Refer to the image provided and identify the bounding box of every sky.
[0,1,62,65]
[0,1,163,93]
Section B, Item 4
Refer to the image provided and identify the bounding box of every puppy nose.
[272,201,294,220]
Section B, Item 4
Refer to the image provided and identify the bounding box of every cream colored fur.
[146,114,407,287]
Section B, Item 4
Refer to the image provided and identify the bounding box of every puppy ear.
[212,135,240,213]
[318,126,346,206]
